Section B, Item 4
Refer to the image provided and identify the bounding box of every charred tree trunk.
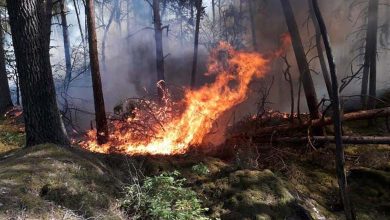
[280,0,321,121]
[152,0,166,99]
[212,0,215,26]
[6,0,69,146]
[308,0,332,97]
[60,0,72,92]
[361,0,379,109]
[85,0,109,145]
[0,19,13,115]
[191,0,202,89]
[311,1,355,219]
[248,0,257,50]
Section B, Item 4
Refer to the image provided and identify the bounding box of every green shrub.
[192,163,210,176]
[122,171,210,220]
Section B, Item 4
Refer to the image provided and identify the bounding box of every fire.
[81,42,269,155]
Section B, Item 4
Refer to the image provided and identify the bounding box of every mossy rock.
[348,167,390,219]
[0,144,124,219]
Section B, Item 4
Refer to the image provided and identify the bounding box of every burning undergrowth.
[80,42,270,156]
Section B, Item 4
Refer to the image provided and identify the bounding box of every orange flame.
[81,42,269,155]
[274,33,292,57]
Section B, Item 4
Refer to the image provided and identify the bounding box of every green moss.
[0,144,123,219]
[0,121,25,154]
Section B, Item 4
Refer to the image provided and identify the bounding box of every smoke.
[25,0,389,131]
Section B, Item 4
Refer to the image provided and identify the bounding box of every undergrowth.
[122,171,210,220]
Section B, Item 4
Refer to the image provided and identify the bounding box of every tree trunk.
[237,107,390,136]
[280,0,321,121]
[6,0,69,146]
[211,0,215,26]
[311,1,356,219]
[85,0,109,145]
[60,0,72,92]
[191,0,202,89]
[367,0,378,110]
[0,17,13,115]
[254,136,390,145]
[308,0,332,97]
[73,0,87,70]
[152,0,165,99]
[248,0,257,50]
[361,0,379,109]
[101,5,116,70]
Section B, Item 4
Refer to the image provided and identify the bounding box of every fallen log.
[244,107,390,136]
[254,136,390,145]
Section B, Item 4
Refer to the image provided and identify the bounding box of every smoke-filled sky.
[8,0,390,128]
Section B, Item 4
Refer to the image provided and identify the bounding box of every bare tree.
[248,0,257,50]
[190,0,203,88]
[280,0,321,121]
[152,0,166,99]
[308,0,332,97]
[6,0,69,146]
[85,0,109,144]
[311,1,356,219]
[361,0,378,109]
[59,0,72,92]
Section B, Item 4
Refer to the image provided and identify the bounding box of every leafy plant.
[192,163,210,176]
[122,171,210,220]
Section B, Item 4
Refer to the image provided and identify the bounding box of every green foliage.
[0,123,25,151]
[122,171,210,220]
[192,163,210,176]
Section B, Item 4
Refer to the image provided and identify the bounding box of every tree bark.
[6,0,69,146]
[0,17,13,115]
[85,0,109,145]
[280,0,321,121]
[308,0,332,97]
[361,0,379,109]
[190,0,202,89]
[311,1,355,219]
[60,0,72,92]
[152,0,165,99]
[248,0,257,50]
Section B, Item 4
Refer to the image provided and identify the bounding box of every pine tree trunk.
[85,0,109,145]
[280,0,321,121]
[6,0,69,146]
[0,19,13,115]
[153,0,165,99]
[60,0,72,92]
[311,1,356,219]
[361,0,379,109]
[248,0,257,50]
[308,0,332,97]
[191,0,202,89]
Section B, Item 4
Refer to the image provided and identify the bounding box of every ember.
[80,42,269,155]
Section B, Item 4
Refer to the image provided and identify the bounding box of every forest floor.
[0,116,389,220]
